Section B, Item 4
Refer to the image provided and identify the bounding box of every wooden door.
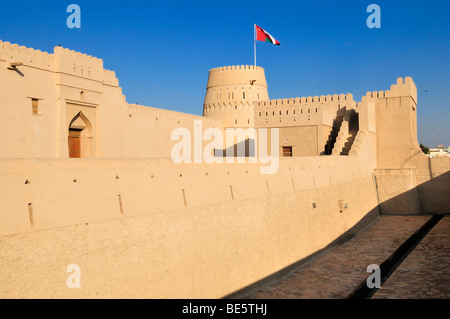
[68,129,82,158]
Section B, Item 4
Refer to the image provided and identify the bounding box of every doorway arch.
[68,112,94,158]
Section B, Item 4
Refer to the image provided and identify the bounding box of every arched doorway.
[68,112,94,158]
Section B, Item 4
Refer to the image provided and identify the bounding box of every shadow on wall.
[417,169,450,214]
[215,139,257,158]
[225,204,381,299]
[226,171,449,299]
[375,170,450,215]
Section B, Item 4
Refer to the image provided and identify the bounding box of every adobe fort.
[0,40,448,298]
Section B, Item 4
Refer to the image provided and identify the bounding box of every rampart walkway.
[239,215,449,299]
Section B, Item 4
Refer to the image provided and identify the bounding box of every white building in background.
[429,146,450,158]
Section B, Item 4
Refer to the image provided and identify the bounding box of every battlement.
[0,39,54,70]
[255,93,354,107]
[0,40,121,86]
[364,77,417,104]
[103,69,119,87]
[53,45,105,81]
[251,93,356,129]
[53,46,103,66]
[209,65,263,73]
[54,46,120,86]
[254,101,338,128]
[206,65,268,89]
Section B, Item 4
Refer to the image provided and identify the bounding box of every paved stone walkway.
[373,216,450,299]
[245,215,440,299]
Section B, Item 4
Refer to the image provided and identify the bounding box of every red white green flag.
[255,25,280,45]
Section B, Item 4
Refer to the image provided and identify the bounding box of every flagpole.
[254,24,257,66]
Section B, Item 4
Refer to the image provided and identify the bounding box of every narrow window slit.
[28,203,34,228]
[182,189,187,207]
[118,194,124,215]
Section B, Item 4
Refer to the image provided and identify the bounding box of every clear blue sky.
[1,0,449,147]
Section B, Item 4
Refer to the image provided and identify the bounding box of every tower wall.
[371,77,419,168]
[203,65,269,128]
[367,77,449,215]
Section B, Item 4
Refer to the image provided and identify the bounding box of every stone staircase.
[325,115,344,155]
[340,113,359,156]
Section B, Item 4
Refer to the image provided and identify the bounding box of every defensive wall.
[0,39,222,160]
[0,156,379,298]
[0,41,449,298]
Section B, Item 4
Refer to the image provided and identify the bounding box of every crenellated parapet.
[254,93,354,107]
[54,45,104,82]
[0,39,54,71]
[254,93,356,128]
[54,46,102,66]
[364,77,417,105]
[209,65,263,72]
[103,69,119,87]
[1,40,120,87]
[206,65,267,89]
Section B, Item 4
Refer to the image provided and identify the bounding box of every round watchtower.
[203,65,269,127]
